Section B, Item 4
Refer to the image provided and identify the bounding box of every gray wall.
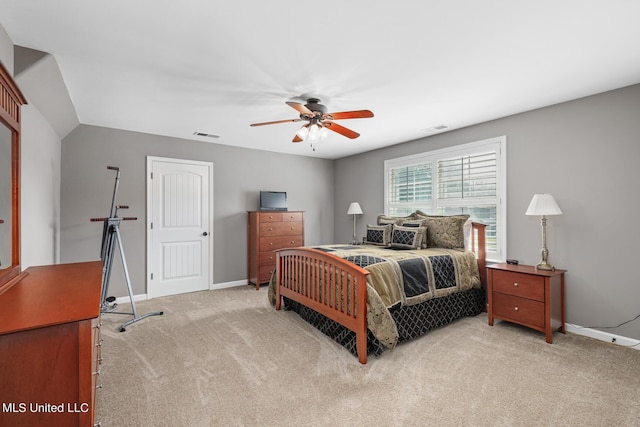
[61,125,334,297]
[0,26,64,270]
[0,24,13,74]
[335,83,640,340]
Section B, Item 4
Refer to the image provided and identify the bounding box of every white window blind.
[384,136,506,261]
[387,163,432,214]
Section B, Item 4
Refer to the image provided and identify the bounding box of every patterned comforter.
[269,244,481,350]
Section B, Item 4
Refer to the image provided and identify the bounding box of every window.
[384,136,506,261]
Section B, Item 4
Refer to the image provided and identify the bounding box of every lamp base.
[535,262,555,271]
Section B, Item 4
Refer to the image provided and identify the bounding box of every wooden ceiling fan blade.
[292,134,304,143]
[324,121,360,139]
[250,118,302,126]
[326,110,374,120]
[286,101,313,116]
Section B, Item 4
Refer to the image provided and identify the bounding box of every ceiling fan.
[250,98,374,143]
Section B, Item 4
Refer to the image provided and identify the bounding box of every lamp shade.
[347,202,363,215]
[525,194,562,216]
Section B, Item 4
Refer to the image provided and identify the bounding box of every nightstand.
[487,263,566,343]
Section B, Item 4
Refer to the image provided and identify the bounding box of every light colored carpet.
[96,286,640,427]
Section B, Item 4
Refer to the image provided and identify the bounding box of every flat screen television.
[259,191,287,211]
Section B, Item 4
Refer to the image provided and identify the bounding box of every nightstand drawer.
[493,293,544,329]
[492,270,544,301]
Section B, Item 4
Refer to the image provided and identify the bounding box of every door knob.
[202,232,208,236]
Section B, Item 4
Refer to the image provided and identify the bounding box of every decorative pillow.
[365,224,392,246]
[418,214,469,249]
[401,219,429,248]
[377,213,416,226]
[390,225,424,250]
[414,210,472,249]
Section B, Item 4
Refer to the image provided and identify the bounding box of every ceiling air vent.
[193,131,220,139]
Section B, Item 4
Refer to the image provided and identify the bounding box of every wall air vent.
[193,131,220,139]
[420,125,448,134]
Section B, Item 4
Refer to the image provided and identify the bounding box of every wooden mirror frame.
[0,61,27,294]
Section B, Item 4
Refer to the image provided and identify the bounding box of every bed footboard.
[275,248,370,364]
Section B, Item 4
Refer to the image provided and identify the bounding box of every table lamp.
[525,193,562,270]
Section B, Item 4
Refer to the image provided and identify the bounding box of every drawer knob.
[290,227,294,230]
[514,306,519,311]
[269,242,273,246]
[268,227,273,231]
[291,240,295,244]
[513,282,519,287]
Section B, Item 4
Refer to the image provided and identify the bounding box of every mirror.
[0,123,11,269]
[0,61,26,293]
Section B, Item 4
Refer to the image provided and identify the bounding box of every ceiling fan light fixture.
[308,123,321,141]
[320,126,329,140]
[296,125,309,140]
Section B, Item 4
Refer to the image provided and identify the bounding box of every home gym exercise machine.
[91,166,163,331]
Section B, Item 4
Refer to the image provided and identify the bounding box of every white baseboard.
[566,323,640,350]
[114,294,148,305]
[210,279,247,290]
[112,280,248,303]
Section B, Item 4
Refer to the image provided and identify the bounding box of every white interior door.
[147,157,213,298]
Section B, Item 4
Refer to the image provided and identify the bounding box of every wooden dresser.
[487,263,566,343]
[247,211,304,289]
[0,261,103,427]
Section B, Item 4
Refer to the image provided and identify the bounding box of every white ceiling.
[1,1,640,159]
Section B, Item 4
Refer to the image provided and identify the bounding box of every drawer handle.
[513,282,519,287]
[269,227,273,231]
[514,307,519,311]
[93,369,101,376]
[269,242,273,246]
[290,227,294,230]
[269,216,274,219]
[291,240,295,244]
[269,256,273,260]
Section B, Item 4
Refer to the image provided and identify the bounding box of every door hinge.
[151,273,154,280]
[150,222,153,229]
[150,172,153,179]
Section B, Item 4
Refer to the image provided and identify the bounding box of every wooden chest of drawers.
[487,263,566,343]
[0,261,103,427]
[248,211,304,289]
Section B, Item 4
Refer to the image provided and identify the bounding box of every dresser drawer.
[492,270,544,301]
[260,235,304,250]
[260,212,283,222]
[282,212,303,222]
[259,251,277,266]
[493,293,544,329]
[260,221,303,236]
[259,265,276,284]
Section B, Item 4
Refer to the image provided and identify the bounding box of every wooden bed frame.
[275,222,487,364]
